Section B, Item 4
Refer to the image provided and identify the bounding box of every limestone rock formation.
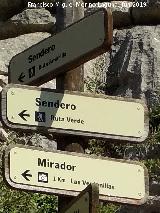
[105,25,160,108]
[25,133,57,150]
[0,8,56,40]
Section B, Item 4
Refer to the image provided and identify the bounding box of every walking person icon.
[35,111,46,122]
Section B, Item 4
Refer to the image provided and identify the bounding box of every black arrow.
[18,110,30,121]
[18,72,25,82]
[21,170,32,181]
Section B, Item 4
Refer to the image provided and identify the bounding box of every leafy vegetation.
[0,180,58,213]
[0,132,58,213]
[85,54,106,94]
[99,203,120,213]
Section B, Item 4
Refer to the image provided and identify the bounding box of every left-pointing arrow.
[18,110,30,121]
[21,170,32,181]
[18,72,25,82]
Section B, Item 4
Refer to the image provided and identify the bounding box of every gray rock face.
[40,79,56,89]
[118,196,160,213]
[0,128,8,142]
[150,181,160,196]
[26,133,57,150]
[11,8,56,25]
[0,0,56,21]
[0,32,51,75]
[105,25,160,108]
[0,9,56,40]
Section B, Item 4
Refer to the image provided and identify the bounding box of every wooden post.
[55,0,85,211]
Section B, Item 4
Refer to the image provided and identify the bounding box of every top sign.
[8,8,112,86]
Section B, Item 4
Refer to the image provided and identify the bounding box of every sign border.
[8,8,113,86]
[1,84,149,142]
[3,144,149,205]
[59,183,99,213]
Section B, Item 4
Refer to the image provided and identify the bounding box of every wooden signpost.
[4,145,149,205]
[8,8,112,86]
[1,84,149,142]
[60,184,99,213]
[1,4,150,210]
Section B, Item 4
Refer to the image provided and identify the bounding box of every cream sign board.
[1,85,149,142]
[8,8,112,86]
[4,145,149,205]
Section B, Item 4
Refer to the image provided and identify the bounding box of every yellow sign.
[4,145,148,205]
[1,85,149,142]
[8,8,112,86]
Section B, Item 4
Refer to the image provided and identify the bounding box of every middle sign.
[1,84,148,142]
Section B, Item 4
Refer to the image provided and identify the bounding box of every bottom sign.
[4,145,149,205]
[60,184,99,213]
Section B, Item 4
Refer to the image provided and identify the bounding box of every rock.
[118,196,160,213]
[147,143,160,159]
[105,26,160,108]
[0,0,24,21]
[0,75,7,86]
[0,0,56,21]
[40,79,56,89]
[11,8,55,25]
[0,75,7,93]
[0,9,56,40]
[150,181,160,196]
[0,128,8,142]
[27,133,57,150]
[11,8,56,25]
[0,32,51,75]
[144,196,160,210]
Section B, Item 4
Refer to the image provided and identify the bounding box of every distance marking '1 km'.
[8,8,112,86]
[4,145,149,205]
[60,184,99,213]
[1,84,149,142]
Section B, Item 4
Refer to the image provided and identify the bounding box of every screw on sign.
[8,8,112,86]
